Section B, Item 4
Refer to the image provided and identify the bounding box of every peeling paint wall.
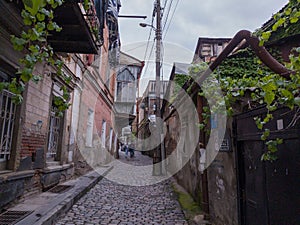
[207,124,238,225]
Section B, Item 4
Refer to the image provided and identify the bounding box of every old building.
[193,37,231,63]
[114,52,144,151]
[0,0,122,209]
[162,62,205,210]
[138,80,168,155]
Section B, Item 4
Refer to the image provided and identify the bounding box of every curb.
[14,166,113,225]
[170,177,211,225]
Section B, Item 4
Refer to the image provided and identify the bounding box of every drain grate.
[0,210,33,225]
[48,185,73,194]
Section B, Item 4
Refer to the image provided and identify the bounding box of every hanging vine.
[0,0,72,116]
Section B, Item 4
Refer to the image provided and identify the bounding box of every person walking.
[125,143,129,158]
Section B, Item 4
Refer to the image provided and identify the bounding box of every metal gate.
[47,106,62,160]
[235,106,300,225]
[0,90,16,161]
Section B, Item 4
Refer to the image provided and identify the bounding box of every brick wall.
[19,64,51,159]
[20,131,46,158]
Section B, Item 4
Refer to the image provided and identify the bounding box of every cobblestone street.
[55,151,188,225]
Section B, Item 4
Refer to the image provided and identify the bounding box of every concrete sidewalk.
[6,166,112,225]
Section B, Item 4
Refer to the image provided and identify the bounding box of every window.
[116,69,136,102]
[70,88,80,145]
[86,109,94,147]
[217,43,223,56]
[105,62,111,88]
[109,128,113,150]
[0,90,16,162]
[150,82,155,92]
[47,102,62,160]
[47,82,67,161]
[101,120,106,148]
[75,63,82,79]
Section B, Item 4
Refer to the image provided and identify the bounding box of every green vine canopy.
[0,0,71,116]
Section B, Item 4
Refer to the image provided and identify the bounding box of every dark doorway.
[235,106,300,225]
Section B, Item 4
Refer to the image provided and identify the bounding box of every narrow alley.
[55,152,188,225]
[1,1,299,225]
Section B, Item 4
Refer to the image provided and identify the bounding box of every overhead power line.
[143,1,156,62]
[163,0,181,40]
[143,39,155,77]
[162,0,174,31]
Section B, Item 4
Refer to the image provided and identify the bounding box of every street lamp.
[139,23,155,29]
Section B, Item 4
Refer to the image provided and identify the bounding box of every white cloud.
[118,0,289,89]
[119,0,288,50]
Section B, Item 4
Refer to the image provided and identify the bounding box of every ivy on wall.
[258,0,300,45]
[0,0,71,116]
[191,46,299,161]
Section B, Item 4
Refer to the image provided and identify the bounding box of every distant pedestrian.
[129,146,135,158]
[125,144,129,158]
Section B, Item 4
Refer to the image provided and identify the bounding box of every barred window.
[0,90,16,161]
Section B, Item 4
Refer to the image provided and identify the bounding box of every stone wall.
[164,103,203,206]
[0,164,74,209]
[206,135,238,225]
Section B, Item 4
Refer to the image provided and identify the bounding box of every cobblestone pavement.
[55,151,188,225]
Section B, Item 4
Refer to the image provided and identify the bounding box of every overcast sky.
[118,0,288,92]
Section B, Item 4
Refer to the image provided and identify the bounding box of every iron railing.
[78,0,102,45]
[0,90,16,161]
[47,107,61,159]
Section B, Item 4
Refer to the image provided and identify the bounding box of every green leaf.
[36,12,45,21]
[262,31,271,40]
[261,129,270,141]
[276,138,283,145]
[40,8,51,17]
[55,0,63,6]
[20,68,33,82]
[285,7,292,16]
[290,16,299,23]
[281,89,293,100]
[11,36,27,51]
[23,0,46,16]
[29,45,40,53]
[21,10,34,25]
[33,75,42,83]
[263,114,273,123]
[47,21,55,30]
[262,80,276,92]
[254,117,264,130]
[37,37,47,42]
[268,105,277,111]
[35,22,46,32]
[12,94,23,104]
[47,22,62,32]
[264,92,275,105]
[295,97,300,106]
[0,82,8,92]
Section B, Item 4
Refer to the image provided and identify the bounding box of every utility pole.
[153,0,163,176]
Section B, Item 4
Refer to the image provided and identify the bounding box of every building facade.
[0,0,121,209]
[138,80,168,155]
[114,52,144,149]
[162,8,300,225]
[193,37,231,63]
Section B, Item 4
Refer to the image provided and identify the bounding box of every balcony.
[48,0,101,54]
